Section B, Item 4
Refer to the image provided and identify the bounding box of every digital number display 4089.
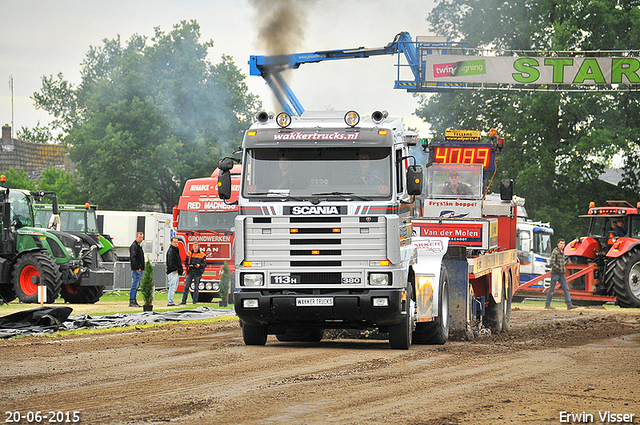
[431,146,494,170]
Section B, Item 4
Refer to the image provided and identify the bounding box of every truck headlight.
[369,273,390,286]
[243,273,264,286]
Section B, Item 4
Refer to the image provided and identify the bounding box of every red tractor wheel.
[13,252,62,303]
[609,250,640,308]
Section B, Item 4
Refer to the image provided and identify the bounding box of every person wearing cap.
[440,171,473,196]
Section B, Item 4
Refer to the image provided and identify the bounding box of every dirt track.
[2,305,640,425]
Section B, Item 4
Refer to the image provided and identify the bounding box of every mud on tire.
[13,252,62,303]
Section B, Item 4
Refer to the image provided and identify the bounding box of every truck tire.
[61,284,104,304]
[13,252,62,303]
[483,279,505,334]
[389,283,415,350]
[413,268,449,345]
[242,321,268,345]
[501,274,512,332]
[608,250,640,308]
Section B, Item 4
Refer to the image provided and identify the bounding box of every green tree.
[0,168,36,191]
[140,260,155,306]
[419,0,640,240]
[36,166,85,204]
[33,20,261,212]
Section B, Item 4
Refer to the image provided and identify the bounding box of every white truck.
[217,110,467,349]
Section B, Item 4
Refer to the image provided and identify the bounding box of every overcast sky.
[1,0,438,139]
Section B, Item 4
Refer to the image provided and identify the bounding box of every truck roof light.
[276,112,292,128]
[344,111,360,127]
[497,137,504,150]
[84,203,90,209]
[589,201,595,208]
[0,175,5,183]
[489,128,497,137]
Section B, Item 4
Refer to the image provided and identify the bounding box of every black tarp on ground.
[0,306,234,338]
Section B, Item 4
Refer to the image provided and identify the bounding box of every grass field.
[0,290,235,317]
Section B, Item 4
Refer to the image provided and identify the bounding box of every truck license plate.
[296,297,334,307]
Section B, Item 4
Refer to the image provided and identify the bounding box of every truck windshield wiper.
[312,192,371,201]
[248,191,305,201]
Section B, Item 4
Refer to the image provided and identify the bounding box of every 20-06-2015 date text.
[5,411,80,423]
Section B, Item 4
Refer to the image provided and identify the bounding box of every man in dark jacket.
[545,238,578,310]
[129,232,145,307]
[166,237,184,306]
[180,242,207,305]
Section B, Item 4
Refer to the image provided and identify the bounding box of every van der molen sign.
[426,55,640,86]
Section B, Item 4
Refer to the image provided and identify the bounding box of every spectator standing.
[129,232,145,307]
[180,242,206,305]
[545,238,578,310]
[166,237,183,306]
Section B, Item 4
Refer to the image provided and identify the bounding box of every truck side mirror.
[500,179,513,200]
[218,157,234,171]
[406,165,423,196]
[217,169,232,200]
[172,206,179,227]
[52,195,59,216]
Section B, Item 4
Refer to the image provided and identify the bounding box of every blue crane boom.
[249,32,462,116]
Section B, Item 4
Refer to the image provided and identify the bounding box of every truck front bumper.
[234,289,405,330]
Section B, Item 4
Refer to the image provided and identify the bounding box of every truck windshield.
[242,147,392,199]
[178,211,237,232]
[533,231,553,256]
[425,164,483,199]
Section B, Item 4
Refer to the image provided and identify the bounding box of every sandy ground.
[1,304,639,425]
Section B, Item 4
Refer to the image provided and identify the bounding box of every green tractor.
[34,203,118,262]
[0,181,114,304]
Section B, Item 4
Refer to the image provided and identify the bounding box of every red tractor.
[565,200,640,308]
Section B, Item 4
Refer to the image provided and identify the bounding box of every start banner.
[425,55,640,86]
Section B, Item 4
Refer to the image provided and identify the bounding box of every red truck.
[173,166,241,302]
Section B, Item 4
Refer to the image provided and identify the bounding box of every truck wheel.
[389,284,415,349]
[242,321,268,345]
[13,252,62,303]
[413,268,450,345]
[501,274,512,332]
[60,284,104,304]
[609,250,640,308]
[483,280,505,334]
